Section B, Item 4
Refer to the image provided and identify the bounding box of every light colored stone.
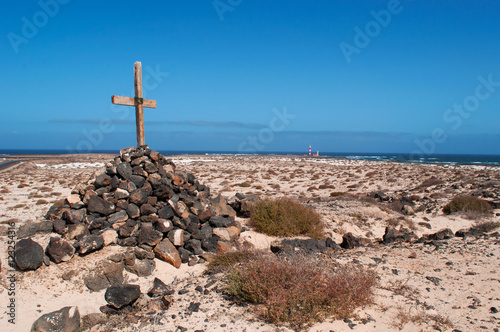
[172,229,184,247]
[102,229,118,246]
[112,222,126,230]
[227,226,240,239]
[213,228,231,242]
[66,194,81,206]
[402,205,415,215]
[162,164,174,173]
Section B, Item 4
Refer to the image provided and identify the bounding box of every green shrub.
[250,197,324,238]
[442,196,492,215]
[226,254,377,330]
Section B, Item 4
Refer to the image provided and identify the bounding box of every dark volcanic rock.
[140,203,157,215]
[126,203,141,219]
[46,237,75,264]
[17,220,54,238]
[158,205,175,220]
[78,235,104,255]
[136,227,163,247]
[155,184,174,200]
[95,173,111,188]
[118,219,140,238]
[108,210,129,224]
[155,219,174,233]
[53,219,67,235]
[118,237,137,247]
[125,259,156,277]
[340,232,360,249]
[15,238,44,271]
[147,277,174,297]
[31,306,80,332]
[383,226,414,244]
[426,228,454,241]
[271,238,327,254]
[129,189,148,206]
[177,247,192,263]
[105,284,141,309]
[84,261,124,292]
[41,146,240,269]
[116,162,133,180]
[45,203,70,220]
[455,227,485,238]
[63,209,86,224]
[184,239,204,255]
[209,216,233,228]
[129,175,146,188]
[201,236,219,253]
[87,196,115,216]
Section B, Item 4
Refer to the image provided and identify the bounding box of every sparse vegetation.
[250,197,324,238]
[393,306,453,331]
[238,181,252,188]
[442,196,492,216]
[473,220,500,233]
[225,253,377,330]
[418,176,444,189]
[205,250,259,274]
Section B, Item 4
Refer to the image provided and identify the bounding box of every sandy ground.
[0,153,499,331]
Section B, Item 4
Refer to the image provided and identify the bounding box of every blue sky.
[1,0,500,155]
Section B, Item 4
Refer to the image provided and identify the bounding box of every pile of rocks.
[15,146,242,272]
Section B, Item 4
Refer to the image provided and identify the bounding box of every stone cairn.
[15,146,245,275]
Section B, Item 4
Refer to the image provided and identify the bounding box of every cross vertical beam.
[111,61,157,148]
[134,61,145,147]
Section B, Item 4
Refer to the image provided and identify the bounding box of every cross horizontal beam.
[112,95,157,108]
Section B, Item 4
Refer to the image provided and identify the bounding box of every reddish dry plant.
[226,254,377,330]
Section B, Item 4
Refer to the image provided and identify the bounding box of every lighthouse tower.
[309,145,311,156]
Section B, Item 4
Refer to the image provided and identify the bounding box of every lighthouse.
[309,145,311,156]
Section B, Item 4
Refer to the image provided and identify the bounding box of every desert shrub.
[473,221,500,233]
[330,191,346,197]
[250,197,324,238]
[238,181,251,187]
[442,196,492,215]
[205,250,259,274]
[418,177,444,189]
[226,254,377,330]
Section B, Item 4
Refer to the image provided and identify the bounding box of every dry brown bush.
[226,253,377,330]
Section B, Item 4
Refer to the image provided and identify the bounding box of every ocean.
[1,149,500,166]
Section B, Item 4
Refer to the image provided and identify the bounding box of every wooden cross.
[112,61,157,147]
